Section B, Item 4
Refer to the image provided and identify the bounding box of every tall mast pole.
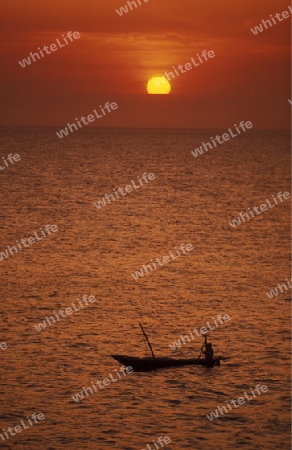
[139,323,155,360]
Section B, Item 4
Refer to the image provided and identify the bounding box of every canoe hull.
[111,355,221,372]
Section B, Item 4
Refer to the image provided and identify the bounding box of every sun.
[147,76,171,94]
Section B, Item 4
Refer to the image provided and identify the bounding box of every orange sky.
[0,0,290,128]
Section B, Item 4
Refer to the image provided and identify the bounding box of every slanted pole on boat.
[139,323,155,360]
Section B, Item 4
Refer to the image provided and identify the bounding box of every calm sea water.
[0,127,290,450]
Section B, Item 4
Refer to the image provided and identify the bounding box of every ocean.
[0,127,290,449]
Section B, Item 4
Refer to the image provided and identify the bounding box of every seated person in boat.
[203,342,214,361]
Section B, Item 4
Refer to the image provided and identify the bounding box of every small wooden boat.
[111,354,222,372]
[111,323,226,372]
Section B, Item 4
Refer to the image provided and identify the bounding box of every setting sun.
[146,77,171,94]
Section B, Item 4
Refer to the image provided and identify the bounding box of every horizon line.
[0,125,290,131]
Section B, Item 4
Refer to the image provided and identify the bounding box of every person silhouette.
[203,336,214,362]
